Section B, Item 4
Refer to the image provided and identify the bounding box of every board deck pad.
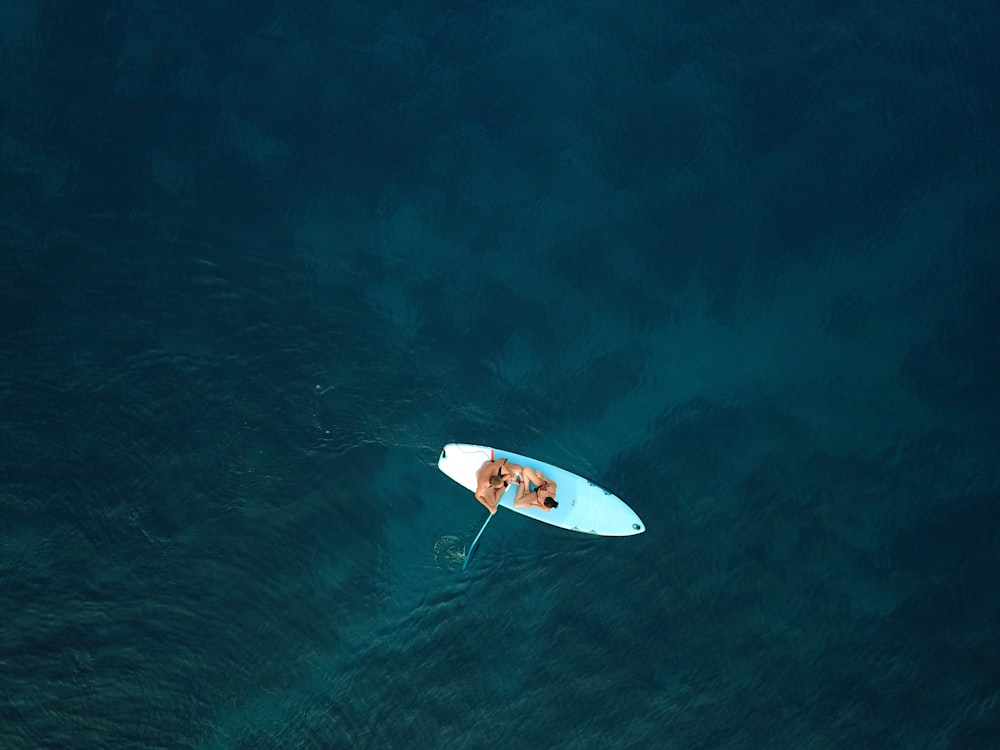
[438,443,645,536]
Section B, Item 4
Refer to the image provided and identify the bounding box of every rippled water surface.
[2,1,999,748]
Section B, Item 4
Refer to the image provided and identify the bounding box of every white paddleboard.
[438,443,645,537]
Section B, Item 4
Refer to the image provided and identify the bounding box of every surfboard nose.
[579,483,646,536]
[612,501,646,536]
[625,511,646,535]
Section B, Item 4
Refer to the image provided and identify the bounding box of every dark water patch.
[615,396,808,518]
[822,292,869,341]
[965,188,1000,242]
[0,229,405,746]
[901,254,1000,412]
[611,93,702,178]
[891,492,1000,581]
[600,400,989,742]
[541,345,648,426]
[0,446,390,750]
[733,9,989,264]
[736,57,819,159]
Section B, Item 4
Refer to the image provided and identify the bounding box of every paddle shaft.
[462,483,516,570]
[462,512,493,570]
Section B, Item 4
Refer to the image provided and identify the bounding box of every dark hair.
[543,496,558,509]
[489,475,503,488]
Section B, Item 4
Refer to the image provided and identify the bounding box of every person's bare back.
[473,457,523,514]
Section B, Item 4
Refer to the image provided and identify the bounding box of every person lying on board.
[513,465,559,512]
[474,457,523,514]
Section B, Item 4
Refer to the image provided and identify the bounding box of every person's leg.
[513,480,537,509]
[521,465,543,490]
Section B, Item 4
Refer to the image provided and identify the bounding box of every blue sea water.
[2,0,999,747]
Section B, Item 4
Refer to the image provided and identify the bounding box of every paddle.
[462,512,494,570]
[462,482,517,570]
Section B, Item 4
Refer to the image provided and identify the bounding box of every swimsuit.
[496,458,509,487]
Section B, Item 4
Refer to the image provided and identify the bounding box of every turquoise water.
[2,1,998,748]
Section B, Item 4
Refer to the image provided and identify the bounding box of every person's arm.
[542,476,557,496]
[520,465,543,487]
[515,484,552,512]
[476,488,499,514]
[474,473,497,513]
[513,481,533,509]
[533,475,557,511]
